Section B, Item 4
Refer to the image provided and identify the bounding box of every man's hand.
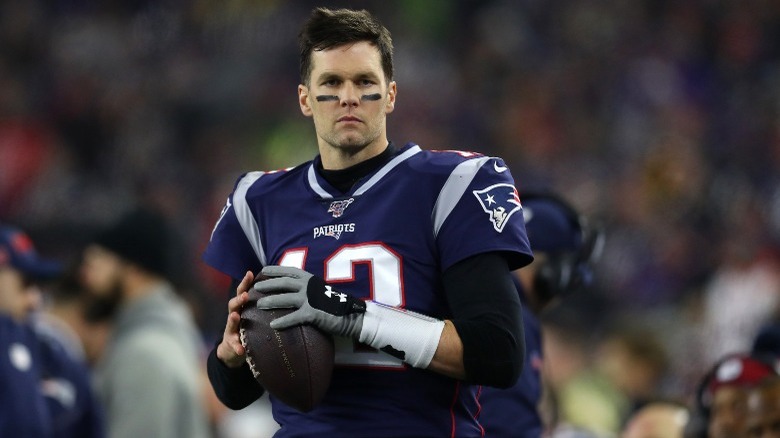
[254,266,366,338]
[216,271,256,368]
[256,265,445,369]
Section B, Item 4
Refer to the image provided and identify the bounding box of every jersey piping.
[307,165,332,199]
[353,145,422,196]
[306,145,423,199]
[233,171,268,266]
[432,156,492,239]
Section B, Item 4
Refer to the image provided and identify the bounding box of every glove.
[254,265,366,338]
[255,265,445,368]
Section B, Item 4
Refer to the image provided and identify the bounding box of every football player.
[204,7,534,437]
[479,192,604,436]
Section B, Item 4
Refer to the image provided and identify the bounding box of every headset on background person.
[519,191,606,303]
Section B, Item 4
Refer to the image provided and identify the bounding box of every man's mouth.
[337,116,362,123]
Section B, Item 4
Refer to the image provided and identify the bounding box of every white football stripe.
[431,156,492,238]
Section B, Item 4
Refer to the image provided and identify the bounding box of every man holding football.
[205,7,534,437]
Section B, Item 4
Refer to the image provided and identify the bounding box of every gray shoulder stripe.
[432,156,492,238]
[233,171,267,266]
[307,165,333,199]
[354,146,421,196]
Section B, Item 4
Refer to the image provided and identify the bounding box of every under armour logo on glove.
[255,266,366,338]
[324,286,348,303]
[306,275,366,315]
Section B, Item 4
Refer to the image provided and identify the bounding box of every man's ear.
[385,81,397,114]
[299,84,312,117]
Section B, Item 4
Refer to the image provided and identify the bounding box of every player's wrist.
[359,301,445,369]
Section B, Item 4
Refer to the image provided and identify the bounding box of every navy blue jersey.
[34,318,106,438]
[0,315,52,438]
[204,143,533,437]
[479,304,543,437]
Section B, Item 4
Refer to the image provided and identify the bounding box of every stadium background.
[1,0,779,425]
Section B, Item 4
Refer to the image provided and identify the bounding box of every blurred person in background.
[621,400,689,438]
[80,207,210,438]
[542,322,669,438]
[596,326,670,415]
[0,224,55,437]
[479,191,604,437]
[39,264,112,369]
[745,376,780,438]
[0,312,51,437]
[0,223,105,437]
[541,304,629,438]
[688,353,779,438]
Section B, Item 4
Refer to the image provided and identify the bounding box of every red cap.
[707,354,778,393]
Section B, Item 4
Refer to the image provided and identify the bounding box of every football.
[239,292,335,412]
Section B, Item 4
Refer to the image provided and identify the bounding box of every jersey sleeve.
[202,176,264,281]
[434,156,533,271]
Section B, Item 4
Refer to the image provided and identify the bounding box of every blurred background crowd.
[2,0,780,437]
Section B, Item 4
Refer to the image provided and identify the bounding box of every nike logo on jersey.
[328,198,354,218]
[493,161,508,173]
[313,223,356,240]
[473,184,522,233]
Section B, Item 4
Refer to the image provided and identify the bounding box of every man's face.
[709,386,749,438]
[745,384,780,438]
[80,245,124,319]
[298,41,396,168]
[0,266,41,322]
[80,245,125,297]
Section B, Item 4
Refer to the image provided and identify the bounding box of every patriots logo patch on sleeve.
[473,184,522,233]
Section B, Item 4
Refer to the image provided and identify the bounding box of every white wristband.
[358,301,445,369]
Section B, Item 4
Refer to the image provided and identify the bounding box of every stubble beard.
[84,277,123,323]
[322,120,384,161]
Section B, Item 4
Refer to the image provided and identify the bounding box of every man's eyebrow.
[316,72,342,82]
[315,71,380,83]
[354,71,380,81]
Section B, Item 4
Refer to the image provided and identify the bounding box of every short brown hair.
[298,7,394,85]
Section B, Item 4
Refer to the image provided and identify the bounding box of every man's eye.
[359,79,374,86]
[323,79,340,86]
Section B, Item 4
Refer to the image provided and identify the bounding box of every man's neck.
[319,143,394,193]
[319,136,390,170]
[122,268,165,304]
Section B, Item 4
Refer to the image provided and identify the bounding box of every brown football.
[239,302,335,412]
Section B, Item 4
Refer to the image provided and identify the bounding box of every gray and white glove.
[254,265,366,338]
[255,265,445,369]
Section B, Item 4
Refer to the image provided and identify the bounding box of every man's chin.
[345,131,384,147]
[84,287,123,322]
[333,138,371,154]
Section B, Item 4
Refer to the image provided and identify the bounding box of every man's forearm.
[426,320,466,380]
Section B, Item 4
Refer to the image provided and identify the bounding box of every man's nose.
[340,82,359,107]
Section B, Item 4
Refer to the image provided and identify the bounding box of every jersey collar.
[307,142,422,200]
